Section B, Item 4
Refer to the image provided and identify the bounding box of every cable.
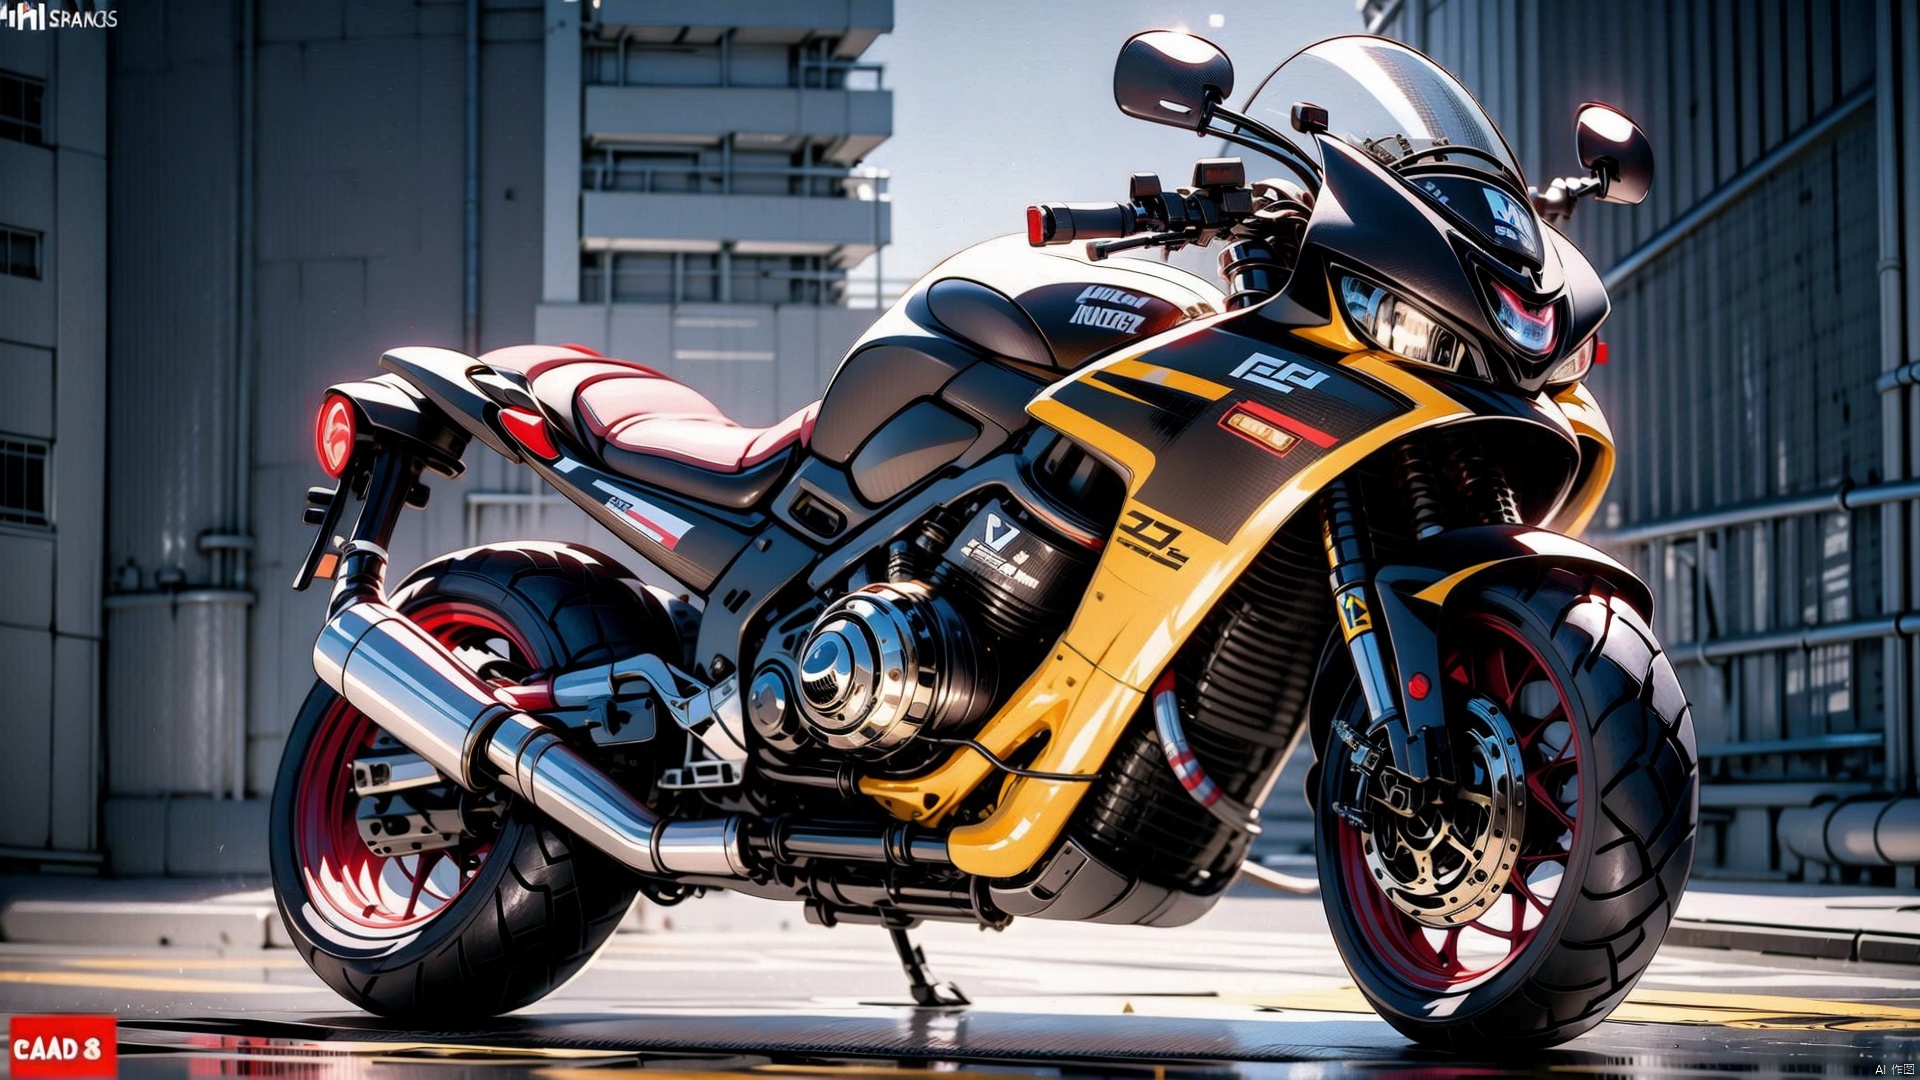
[925,737,1096,783]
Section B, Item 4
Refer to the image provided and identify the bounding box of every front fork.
[1318,474,1451,797]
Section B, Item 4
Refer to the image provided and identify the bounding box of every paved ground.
[0,889,1914,1078]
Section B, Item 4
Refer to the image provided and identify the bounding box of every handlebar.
[1027,162,1257,253]
[1027,202,1140,245]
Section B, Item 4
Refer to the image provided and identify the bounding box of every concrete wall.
[0,0,890,875]
[102,0,552,874]
[0,26,108,859]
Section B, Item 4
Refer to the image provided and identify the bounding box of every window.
[0,437,50,528]
[0,71,46,147]
[2,225,41,280]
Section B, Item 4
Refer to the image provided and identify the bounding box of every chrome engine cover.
[794,581,991,753]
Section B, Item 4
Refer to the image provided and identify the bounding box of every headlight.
[1339,275,1470,372]
[1546,336,1601,385]
[1485,277,1557,354]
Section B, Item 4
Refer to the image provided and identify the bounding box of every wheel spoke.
[402,851,439,919]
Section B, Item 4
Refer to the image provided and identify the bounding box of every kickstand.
[887,924,969,1008]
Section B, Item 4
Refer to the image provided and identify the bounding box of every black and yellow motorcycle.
[272,31,1697,1049]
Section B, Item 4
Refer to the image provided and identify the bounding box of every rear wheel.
[270,543,667,1019]
[1316,568,1697,1048]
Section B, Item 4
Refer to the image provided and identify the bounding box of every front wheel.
[1316,568,1697,1048]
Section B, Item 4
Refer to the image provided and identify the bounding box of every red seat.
[480,345,816,508]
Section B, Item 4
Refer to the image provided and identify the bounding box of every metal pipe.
[1877,0,1915,801]
[1151,675,1255,829]
[1778,797,1920,867]
[1694,731,1883,759]
[1667,611,1920,664]
[311,553,750,879]
[1602,85,1875,291]
[1591,477,1920,546]
[102,589,254,611]
[774,820,951,866]
[463,0,481,354]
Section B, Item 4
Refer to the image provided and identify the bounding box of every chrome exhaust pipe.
[311,543,751,878]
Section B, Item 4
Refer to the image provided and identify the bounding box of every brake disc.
[1358,696,1527,927]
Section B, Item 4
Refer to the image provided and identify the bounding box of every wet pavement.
[0,891,1914,1077]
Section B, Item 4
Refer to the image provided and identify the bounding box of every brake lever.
[1086,229,1191,262]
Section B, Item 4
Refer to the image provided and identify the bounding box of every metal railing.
[582,33,884,91]
[582,159,888,200]
[1586,476,1920,776]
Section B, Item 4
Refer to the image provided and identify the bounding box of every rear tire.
[1316,567,1697,1048]
[270,543,669,1019]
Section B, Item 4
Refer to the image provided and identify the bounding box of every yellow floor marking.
[1251,985,1920,1032]
[64,955,307,971]
[0,970,318,995]
[541,1067,1051,1080]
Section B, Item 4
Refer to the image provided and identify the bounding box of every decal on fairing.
[1049,326,1412,542]
[1067,285,1155,335]
[1229,353,1328,395]
[591,478,692,550]
[1116,510,1190,570]
[1483,186,1538,251]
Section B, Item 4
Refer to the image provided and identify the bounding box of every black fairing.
[811,236,1223,472]
[1274,137,1608,394]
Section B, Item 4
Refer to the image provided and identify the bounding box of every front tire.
[270,543,667,1019]
[1316,568,1697,1048]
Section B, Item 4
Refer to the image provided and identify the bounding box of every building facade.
[0,0,890,874]
[0,26,107,866]
[1374,0,1920,885]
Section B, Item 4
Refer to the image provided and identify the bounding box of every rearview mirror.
[1114,30,1233,133]
[1575,103,1652,205]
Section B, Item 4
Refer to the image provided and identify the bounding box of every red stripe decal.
[626,508,681,550]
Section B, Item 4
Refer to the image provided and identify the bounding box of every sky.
[848,1,1363,294]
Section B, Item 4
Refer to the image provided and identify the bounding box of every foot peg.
[887,925,969,1008]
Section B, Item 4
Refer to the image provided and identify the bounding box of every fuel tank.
[812,236,1226,468]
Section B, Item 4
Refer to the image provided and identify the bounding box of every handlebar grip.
[1027,201,1138,246]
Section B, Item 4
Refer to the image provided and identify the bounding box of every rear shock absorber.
[1445,434,1522,525]
[1320,477,1401,737]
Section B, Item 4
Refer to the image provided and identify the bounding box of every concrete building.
[1371,0,1920,885]
[0,0,890,874]
[0,26,108,867]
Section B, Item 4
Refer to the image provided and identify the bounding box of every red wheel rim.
[1336,616,1581,991]
[294,601,538,933]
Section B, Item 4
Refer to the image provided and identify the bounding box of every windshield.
[1241,36,1522,184]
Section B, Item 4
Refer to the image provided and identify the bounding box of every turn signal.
[1221,401,1317,457]
[1546,336,1597,385]
[315,394,356,478]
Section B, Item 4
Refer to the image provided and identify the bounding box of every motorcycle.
[272,31,1696,1049]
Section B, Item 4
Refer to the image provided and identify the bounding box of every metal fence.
[1376,0,1917,881]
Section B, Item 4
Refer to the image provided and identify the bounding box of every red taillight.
[315,395,356,478]
[499,406,559,460]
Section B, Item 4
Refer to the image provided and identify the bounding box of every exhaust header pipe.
[312,543,751,879]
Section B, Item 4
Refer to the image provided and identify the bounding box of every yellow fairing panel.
[1548,380,1615,536]
[864,306,1484,877]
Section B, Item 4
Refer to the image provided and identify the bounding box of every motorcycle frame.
[305,267,1637,887]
